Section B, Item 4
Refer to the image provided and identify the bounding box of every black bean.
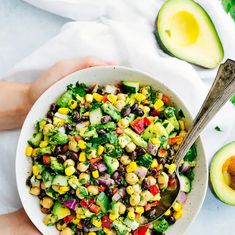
[54,145,63,156]
[148,168,159,178]
[168,146,175,157]
[135,108,144,117]
[158,111,165,120]
[167,216,176,225]
[65,123,73,133]
[157,157,166,165]
[97,129,106,135]
[145,208,157,219]
[165,158,171,164]
[118,164,125,173]
[136,146,146,156]
[26,176,32,187]
[153,232,165,235]
[81,116,89,121]
[142,178,149,190]
[57,154,67,163]
[105,187,113,198]
[131,103,138,112]
[121,107,131,117]
[58,195,66,204]
[82,219,93,229]
[89,164,98,171]
[46,111,54,119]
[130,151,137,161]
[67,151,79,161]
[50,103,57,113]
[101,115,112,124]
[69,189,76,195]
[73,111,80,122]
[75,230,84,235]
[112,171,120,181]
[93,179,99,186]
[38,190,46,200]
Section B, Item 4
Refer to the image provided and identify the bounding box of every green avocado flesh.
[155,0,224,68]
[210,141,235,206]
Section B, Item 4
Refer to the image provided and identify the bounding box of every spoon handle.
[174,59,235,166]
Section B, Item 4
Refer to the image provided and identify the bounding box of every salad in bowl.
[24,79,197,235]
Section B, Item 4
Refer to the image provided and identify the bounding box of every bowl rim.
[15,65,208,235]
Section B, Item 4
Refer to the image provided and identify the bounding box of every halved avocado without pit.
[210,141,235,206]
[155,0,224,68]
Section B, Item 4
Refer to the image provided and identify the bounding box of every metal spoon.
[145,59,235,223]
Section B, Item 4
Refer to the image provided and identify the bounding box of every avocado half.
[210,142,235,206]
[155,0,224,68]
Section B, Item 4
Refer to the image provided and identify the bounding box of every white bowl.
[16,66,208,235]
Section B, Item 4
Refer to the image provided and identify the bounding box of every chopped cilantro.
[230,94,235,105]
[178,109,185,118]
[215,126,222,132]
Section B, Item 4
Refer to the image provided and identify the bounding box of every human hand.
[0,208,41,235]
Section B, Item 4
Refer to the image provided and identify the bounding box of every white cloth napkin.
[0,0,235,214]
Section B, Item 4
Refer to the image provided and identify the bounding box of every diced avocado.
[79,126,98,140]
[96,122,116,130]
[153,218,169,233]
[53,116,66,127]
[103,156,119,175]
[155,0,224,68]
[113,219,131,235]
[124,128,147,149]
[123,217,139,230]
[159,172,169,190]
[210,141,235,205]
[179,174,191,193]
[28,132,43,147]
[37,146,52,156]
[124,113,135,123]
[52,175,68,186]
[68,175,80,189]
[96,192,109,213]
[50,132,68,145]
[142,123,154,141]
[136,153,153,168]
[142,123,168,141]
[111,202,120,216]
[90,108,103,125]
[121,81,139,93]
[164,107,179,130]
[41,170,53,188]
[162,120,175,134]
[45,188,57,199]
[83,208,94,217]
[52,201,71,220]
[102,102,121,121]
[56,90,73,107]
[118,134,131,148]
[51,157,64,172]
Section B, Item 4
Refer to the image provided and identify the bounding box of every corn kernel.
[168,163,176,174]
[154,99,164,110]
[174,210,183,220]
[151,159,158,168]
[179,130,187,137]
[179,120,185,130]
[151,138,161,145]
[135,206,144,214]
[135,93,146,103]
[25,146,33,157]
[83,111,89,117]
[88,232,96,235]
[143,106,150,114]
[98,145,104,155]
[58,186,70,194]
[72,217,80,225]
[32,148,39,157]
[126,186,134,195]
[79,152,86,162]
[85,94,93,103]
[68,99,77,109]
[164,209,171,216]
[32,165,39,176]
[126,162,137,173]
[58,107,69,115]
[127,211,135,220]
[107,94,117,104]
[92,218,101,228]
[103,228,110,234]
[92,170,99,179]
[78,140,86,150]
[173,202,182,212]
[93,93,103,102]
[65,166,76,176]
[109,213,118,221]
[39,141,48,148]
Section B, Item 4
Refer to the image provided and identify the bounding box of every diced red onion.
[136,167,147,178]
[178,191,187,203]
[97,162,107,172]
[112,193,121,201]
[98,178,114,186]
[119,187,126,198]
[147,142,158,156]
[63,199,78,210]
[181,161,190,173]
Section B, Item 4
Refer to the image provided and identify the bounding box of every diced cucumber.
[123,217,140,230]
[56,90,73,107]
[124,128,147,149]
[79,126,98,140]
[102,102,121,121]
[121,81,139,93]
[179,174,191,193]
[52,175,68,186]
[118,134,131,148]
[124,113,135,123]
[30,175,40,187]
[28,132,43,147]
[42,171,53,188]
[164,107,179,130]
[162,120,175,134]
[37,146,52,156]
[90,108,103,125]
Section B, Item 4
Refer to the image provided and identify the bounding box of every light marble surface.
[0,1,234,235]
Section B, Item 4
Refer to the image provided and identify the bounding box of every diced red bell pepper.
[89,204,101,214]
[68,135,74,141]
[42,155,51,165]
[162,95,172,105]
[150,201,159,207]
[90,156,102,164]
[116,127,124,135]
[102,96,109,102]
[62,144,69,152]
[133,225,149,235]
[168,178,176,187]
[143,117,151,126]
[151,109,160,117]
[149,185,160,196]
[168,136,183,145]
[80,199,94,208]
[102,215,112,229]
[144,204,152,212]
[131,118,145,134]
[158,149,168,158]
[74,136,82,142]
[64,214,75,223]
[98,185,106,192]
[112,188,118,195]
